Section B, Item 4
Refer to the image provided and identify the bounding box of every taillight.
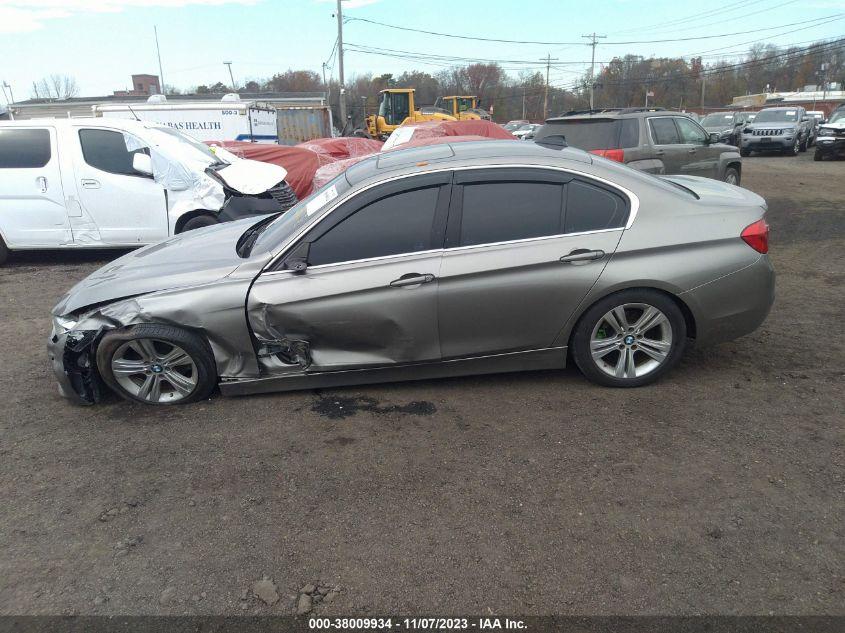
[741,219,769,253]
[588,148,625,162]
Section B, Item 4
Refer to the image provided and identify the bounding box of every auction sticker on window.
[306,184,338,216]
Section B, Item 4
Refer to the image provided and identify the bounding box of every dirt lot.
[0,151,843,616]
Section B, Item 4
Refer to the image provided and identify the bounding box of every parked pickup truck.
[0,118,293,264]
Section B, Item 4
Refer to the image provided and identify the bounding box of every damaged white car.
[0,118,295,264]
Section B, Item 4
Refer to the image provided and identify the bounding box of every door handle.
[654,149,665,156]
[81,179,100,189]
[36,176,48,193]
[389,273,435,287]
[687,148,697,154]
[560,249,605,264]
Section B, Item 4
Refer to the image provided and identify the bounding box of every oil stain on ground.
[311,394,437,420]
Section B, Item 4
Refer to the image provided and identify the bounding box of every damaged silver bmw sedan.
[48,141,774,405]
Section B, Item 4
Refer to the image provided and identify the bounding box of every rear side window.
[308,186,440,266]
[0,129,51,168]
[565,180,628,233]
[79,129,147,176]
[649,118,681,145]
[458,182,564,246]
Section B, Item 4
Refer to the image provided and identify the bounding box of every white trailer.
[93,95,278,143]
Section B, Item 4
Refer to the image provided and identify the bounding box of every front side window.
[564,180,628,233]
[675,117,708,145]
[458,181,564,247]
[308,186,440,266]
[649,118,681,145]
[0,129,51,168]
[79,129,148,176]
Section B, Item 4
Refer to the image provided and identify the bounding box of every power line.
[346,14,844,46]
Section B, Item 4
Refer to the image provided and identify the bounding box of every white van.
[0,118,289,264]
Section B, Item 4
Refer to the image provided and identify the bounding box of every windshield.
[701,113,735,126]
[828,110,844,124]
[146,125,226,165]
[504,121,526,131]
[251,174,350,254]
[754,109,800,123]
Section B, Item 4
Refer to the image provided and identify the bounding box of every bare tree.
[31,75,79,100]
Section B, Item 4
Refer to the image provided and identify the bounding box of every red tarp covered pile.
[206,137,383,199]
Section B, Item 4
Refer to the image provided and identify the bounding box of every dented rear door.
[247,172,451,374]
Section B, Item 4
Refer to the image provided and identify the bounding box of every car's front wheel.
[96,324,217,405]
[571,290,687,388]
[814,149,824,161]
[740,148,751,157]
[723,166,740,185]
[785,137,800,156]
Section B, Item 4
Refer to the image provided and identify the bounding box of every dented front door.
[246,173,451,374]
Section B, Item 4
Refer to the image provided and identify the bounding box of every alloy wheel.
[725,171,738,185]
[110,339,198,403]
[589,303,673,380]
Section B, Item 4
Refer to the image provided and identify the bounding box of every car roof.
[759,106,802,111]
[0,117,161,134]
[546,107,679,121]
[344,140,593,186]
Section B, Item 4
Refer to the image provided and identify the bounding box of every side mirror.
[284,241,310,273]
[709,132,720,144]
[132,152,153,177]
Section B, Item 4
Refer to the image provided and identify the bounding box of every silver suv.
[536,108,743,185]
[740,106,814,156]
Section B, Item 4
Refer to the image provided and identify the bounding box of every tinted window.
[537,119,620,151]
[619,119,639,148]
[0,129,51,168]
[459,182,563,246]
[564,180,627,233]
[308,186,439,266]
[79,129,147,176]
[676,117,707,144]
[649,118,681,144]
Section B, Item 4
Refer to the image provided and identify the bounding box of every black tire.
[180,214,219,233]
[0,235,8,266]
[814,149,824,161]
[723,166,740,186]
[96,324,217,405]
[571,289,687,388]
[799,135,808,152]
[785,137,800,156]
[740,148,751,157]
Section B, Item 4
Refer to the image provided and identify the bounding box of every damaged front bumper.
[47,325,105,405]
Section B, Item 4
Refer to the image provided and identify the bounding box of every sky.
[1,0,844,104]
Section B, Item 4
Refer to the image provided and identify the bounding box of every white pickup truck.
[0,118,290,264]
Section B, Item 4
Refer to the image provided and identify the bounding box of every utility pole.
[336,0,347,129]
[700,74,706,110]
[522,84,526,120]
[582,32,606,110]
[2,81,14,104]
[541,53,558,120]
[154,26,165,94]
[224,61,237,91]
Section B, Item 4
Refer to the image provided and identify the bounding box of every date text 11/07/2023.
[309,618,527,630]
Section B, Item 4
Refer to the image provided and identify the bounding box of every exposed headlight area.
[53,315,79,334]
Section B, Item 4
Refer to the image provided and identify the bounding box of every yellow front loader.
[365,88,456,140]
[440,95,491,121]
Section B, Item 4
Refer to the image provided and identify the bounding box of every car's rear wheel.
[814,149,824,161]
[723,166,740,186]
[181,214,219,233]
[571,290,687,388]
[96,324,217,405]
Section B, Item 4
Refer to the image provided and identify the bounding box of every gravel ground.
[0,151,843,616]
